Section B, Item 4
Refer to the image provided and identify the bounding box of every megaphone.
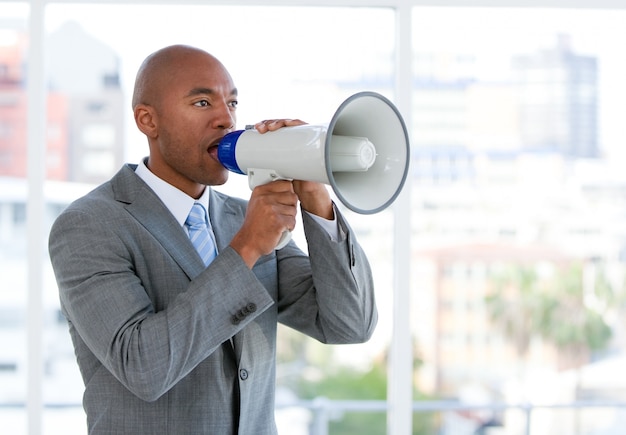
[218,91,410,249]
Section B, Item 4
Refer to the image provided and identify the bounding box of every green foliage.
[485,261,613,364]
[297,361,387,401]
[295,360,438,435]
[484,266,549,356]
[538,263,612,352]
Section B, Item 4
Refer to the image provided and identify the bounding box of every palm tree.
[485,262,612,369]
[537,263,612,369]
[485,265,549,359]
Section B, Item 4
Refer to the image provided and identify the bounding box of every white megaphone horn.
[218,91,410,249]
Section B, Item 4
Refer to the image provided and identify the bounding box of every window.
[4,2,626,434]
[80,123,115,148]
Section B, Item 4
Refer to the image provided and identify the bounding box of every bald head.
[131,45,230,110]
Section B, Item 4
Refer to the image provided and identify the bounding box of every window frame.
[8,1,626,434]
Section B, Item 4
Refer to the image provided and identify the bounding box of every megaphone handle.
[275,230,292,250]
[248,168,293,250]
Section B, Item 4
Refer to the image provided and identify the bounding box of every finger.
[272,203,297,231]
[283,118,306,127]
[257,119,291,132]
[256,180,295,194]
[273,191,299,210]
[253,120,271,133]
[249,194,297,235]
[251,184,298,214]
[253,120,280,132]
[254,118,306,132]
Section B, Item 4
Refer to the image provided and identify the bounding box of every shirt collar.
[135,157,210,227]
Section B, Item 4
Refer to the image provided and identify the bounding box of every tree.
[485,262,612,371]
[485,266,550,359]
[295,356,438,435]
[537,262,612,369]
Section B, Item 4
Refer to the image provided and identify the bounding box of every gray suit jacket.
[48,164,377,435]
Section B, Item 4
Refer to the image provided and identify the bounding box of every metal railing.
[275,399,626,435]
[4,399,626,434]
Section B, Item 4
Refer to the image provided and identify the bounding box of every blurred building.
[404,36,613,400]
[413,243,570,396]
[411,35,599,190]
[0,19,124,405]
[513,34,599,158]
[0,19,124,184]
[409,150,626,397]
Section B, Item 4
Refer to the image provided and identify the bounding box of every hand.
[293,181,334,220]
[229,180,298,268]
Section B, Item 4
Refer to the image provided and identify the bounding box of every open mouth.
[207,138,223,161]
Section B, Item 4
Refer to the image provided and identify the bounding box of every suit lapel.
[111,165,205,280]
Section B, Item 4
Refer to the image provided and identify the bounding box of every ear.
[134,104,158,138]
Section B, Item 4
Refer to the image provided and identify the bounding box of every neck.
[145,157,206,199]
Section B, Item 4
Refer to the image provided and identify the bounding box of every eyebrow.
[186,87,238,98]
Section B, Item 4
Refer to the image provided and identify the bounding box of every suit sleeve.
[275,205,378,344]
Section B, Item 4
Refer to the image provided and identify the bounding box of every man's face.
[150,52,238,192]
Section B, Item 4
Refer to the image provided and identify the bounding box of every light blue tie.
[185,202,217,266]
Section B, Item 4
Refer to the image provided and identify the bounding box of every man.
[49,44,377,434]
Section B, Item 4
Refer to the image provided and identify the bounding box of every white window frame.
[8,0,626,434]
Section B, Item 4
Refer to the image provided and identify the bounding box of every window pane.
[40,4,395,433]
[412,7,626,433]
[0,3,30,433]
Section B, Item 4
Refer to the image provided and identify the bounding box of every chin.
[205,171,229,186]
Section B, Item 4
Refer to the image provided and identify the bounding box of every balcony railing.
[3,399,626,434]
[276,399,626,435]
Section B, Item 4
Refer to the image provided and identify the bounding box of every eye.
[229,100,238,109]
[194,99,210,107]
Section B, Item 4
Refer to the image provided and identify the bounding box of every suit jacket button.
[231,315,241,325]
[239,369,249,380]
[245,303,257,313]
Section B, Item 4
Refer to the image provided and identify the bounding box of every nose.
[213,102,235,131]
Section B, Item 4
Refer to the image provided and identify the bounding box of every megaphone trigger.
[246,168,285,190]
[217,91,410,249]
